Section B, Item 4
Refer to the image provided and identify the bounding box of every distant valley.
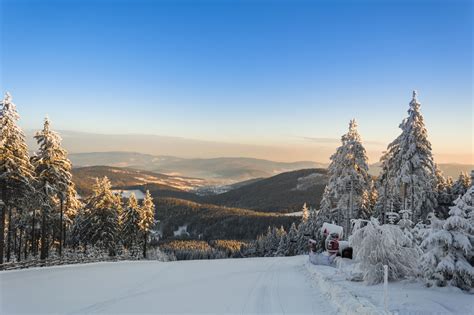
[72,165,328,213]
[69,151,326,184]
[71,165,326,239]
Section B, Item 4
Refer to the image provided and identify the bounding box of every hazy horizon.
[24,128,473,165]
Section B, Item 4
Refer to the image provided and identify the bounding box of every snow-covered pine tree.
[295,203,312,254]
[421,193,473,290]
[419,213,446,286]
[435,165,451,205]
[457,186,474,248]
[275,225,295,257]
[317,186,338,226]
[382,91,437,221]
[139,190,155,258]
[276,229,288,257]
[446,176,455,205]
[374,150,401,223]
[350,218,419,284]
[301,202,309,222]
[63,183,82,247]
[0,92,35,263]
[397,209,419,249]
[120,193,141,256]
[83,177,120,256]
[451,172,471,199]
[412,220,428,248]
[263,226,284,257]
[286,222,298,256]
[32,117,74,258]
[323,119,372,236]
[305,208,329,253]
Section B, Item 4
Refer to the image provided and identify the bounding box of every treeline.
[156,197,297,240]
[243,203,318,257]
[160,239,248,260]
[0,93,160,265]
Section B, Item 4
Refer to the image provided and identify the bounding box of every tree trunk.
[24,235,28,260]
[59,198,64,257]
[63,220,67,250]
[13,224,17,259]
[31,210,37,257]
[17,228,23,262]
[0,189,7,264]
[40,207,48,260]
[142,232,147,258]
[6,206,12,262]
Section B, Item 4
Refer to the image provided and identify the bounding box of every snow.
[321,222,344,238]
[284,211,303,216]
[173,224,190,237]
[305,258,474,315]
[293,173,326,191]
[112,189,146,200]
[0,256,337,315]
[1,255,471,314]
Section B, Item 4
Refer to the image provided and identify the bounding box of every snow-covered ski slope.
[1,255,473,314]
[0,256,336,314]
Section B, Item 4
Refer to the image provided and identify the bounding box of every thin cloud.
[302,136,385,146]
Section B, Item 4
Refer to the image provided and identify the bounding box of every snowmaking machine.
[308,222,353,266]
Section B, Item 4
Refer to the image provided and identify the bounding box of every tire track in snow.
[67,262,175,314]
[241,257,279,314]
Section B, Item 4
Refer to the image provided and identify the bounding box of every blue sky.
[1,0,472,163]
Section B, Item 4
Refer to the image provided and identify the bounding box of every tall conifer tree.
[0,92,34,263]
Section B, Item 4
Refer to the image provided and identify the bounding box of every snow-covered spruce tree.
[434,165,452,218]
[374,150,402,223]
[397,209,420,250]
[32,117,74,258]
[83,177,120,256]
[303,208,329,253]
[0,92,35,263]
[435,165,450,204]
[277,223,298,256]
[63,183,82,247]
[316,186,338,226]
[301,202,309,222]
[419,213,446,286]
[139,190,155,258]
[286,222,298,256]
[276,229,288,257]
[263,226,283,257]
[451,172,471,199]
[412,220,428,248]
[420,192,474,290]
[381,91,437,222]
[323,119,372,236]
[120,193,141,256]
[295,203,312,254]
[350,218,419,284]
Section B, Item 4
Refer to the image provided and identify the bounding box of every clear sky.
[1,0,472,163]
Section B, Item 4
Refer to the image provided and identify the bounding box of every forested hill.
[204,168,328,213]
[155,198,297,240]
[72,166,328,214]
[71,166,206,196]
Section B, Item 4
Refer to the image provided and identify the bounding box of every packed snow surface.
[0,256,336,314]
[2,255,472,314]
[306,258,474,315]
